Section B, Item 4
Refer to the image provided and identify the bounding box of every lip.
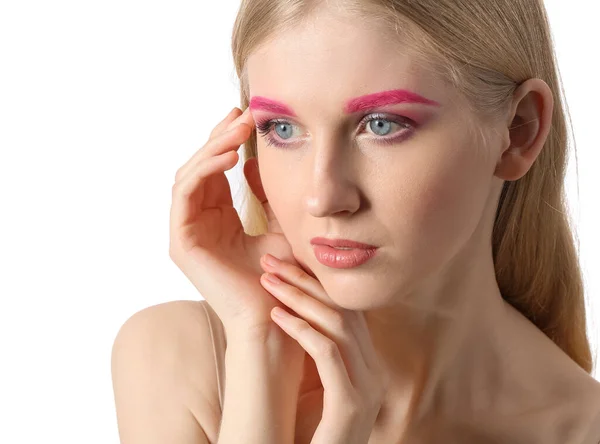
[311,244,378,269]
[310,237,377,249]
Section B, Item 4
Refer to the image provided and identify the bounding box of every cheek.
[383,144,492,266]
[260,162,319,274]
[260,162,301,229]
[262,172,316,275]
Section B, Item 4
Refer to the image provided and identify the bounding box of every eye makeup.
[248,88,440,117]
[344,89,440,113]
[255,112,415,149]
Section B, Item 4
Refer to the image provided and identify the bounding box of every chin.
[329,290,385,311]
[293,250,401,311]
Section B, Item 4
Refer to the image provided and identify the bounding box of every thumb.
[243,157,283,234]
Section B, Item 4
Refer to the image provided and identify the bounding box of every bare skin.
[113,5,600,444]
[118,298,600,443]
[241,6,600,444]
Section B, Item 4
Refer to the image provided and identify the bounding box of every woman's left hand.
[259,253,389,444]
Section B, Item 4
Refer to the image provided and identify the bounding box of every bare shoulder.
[111,300,223,444]
[555,371,600,444]
[578,376,600,444]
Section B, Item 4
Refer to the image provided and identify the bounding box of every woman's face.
[247,11,504,311]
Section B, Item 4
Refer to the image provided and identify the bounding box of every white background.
[0,1,598,443]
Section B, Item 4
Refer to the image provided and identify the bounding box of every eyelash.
[255,113,414,149]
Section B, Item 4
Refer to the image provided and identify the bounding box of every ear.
[243,157,283,234]
[494,78,554,181]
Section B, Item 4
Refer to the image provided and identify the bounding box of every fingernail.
[263,254,279,267]
[264,273,281,284]
[272,307,288,318]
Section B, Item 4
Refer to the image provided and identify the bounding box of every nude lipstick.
[310,237,378,269]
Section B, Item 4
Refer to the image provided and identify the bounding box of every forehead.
[246,12,447,112]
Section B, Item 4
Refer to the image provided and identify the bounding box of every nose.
[303,135,361,218]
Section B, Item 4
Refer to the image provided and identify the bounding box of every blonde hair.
[230,0,595,373]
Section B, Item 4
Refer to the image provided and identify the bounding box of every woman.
[111,0,600,442]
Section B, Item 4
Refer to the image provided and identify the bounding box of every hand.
[169,106,306,342]
[259,253,389,444]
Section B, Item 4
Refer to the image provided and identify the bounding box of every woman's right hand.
[169,107,304,342]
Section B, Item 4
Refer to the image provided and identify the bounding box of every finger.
[175,122,250,186]
[261,253,333,308]
[173,108,240,183]
[260,254,380,372]
[260,270,370,388]
[174,107,254,182]
[209,107,242,139]
[269,306,356,408]
[170,149,238,244]
[353,312,384,373]
[223,106,255,132]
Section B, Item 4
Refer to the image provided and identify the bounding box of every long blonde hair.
[230,0,595,373]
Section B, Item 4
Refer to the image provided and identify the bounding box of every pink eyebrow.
[249,96,298,117]
[344,89,440,113]
[249,89,440,117]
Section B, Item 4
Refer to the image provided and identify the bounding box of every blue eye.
[256,113,413,149]
[274,122,294,140]
[256,119,301,147]
[368,118,393,136]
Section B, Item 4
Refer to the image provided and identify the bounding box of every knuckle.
[289,285,305,301]
[209,128,219,139]
[228,121,242,131]
[169,251,182,269]
[168,239,180,259]
[211,122,236,138]
[295,318,311,332]
[316,337,339,359]
[291,267,310,284]
[168,242,178,258]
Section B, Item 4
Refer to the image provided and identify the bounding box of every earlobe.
[493,147,529,181]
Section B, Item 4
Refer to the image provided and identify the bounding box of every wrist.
[226,319,296,346]
[226,324,305,384]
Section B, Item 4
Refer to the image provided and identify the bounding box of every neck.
[363,212,519,438]
[363,223,593,442]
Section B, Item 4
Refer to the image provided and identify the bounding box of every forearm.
[217,329,305,444]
